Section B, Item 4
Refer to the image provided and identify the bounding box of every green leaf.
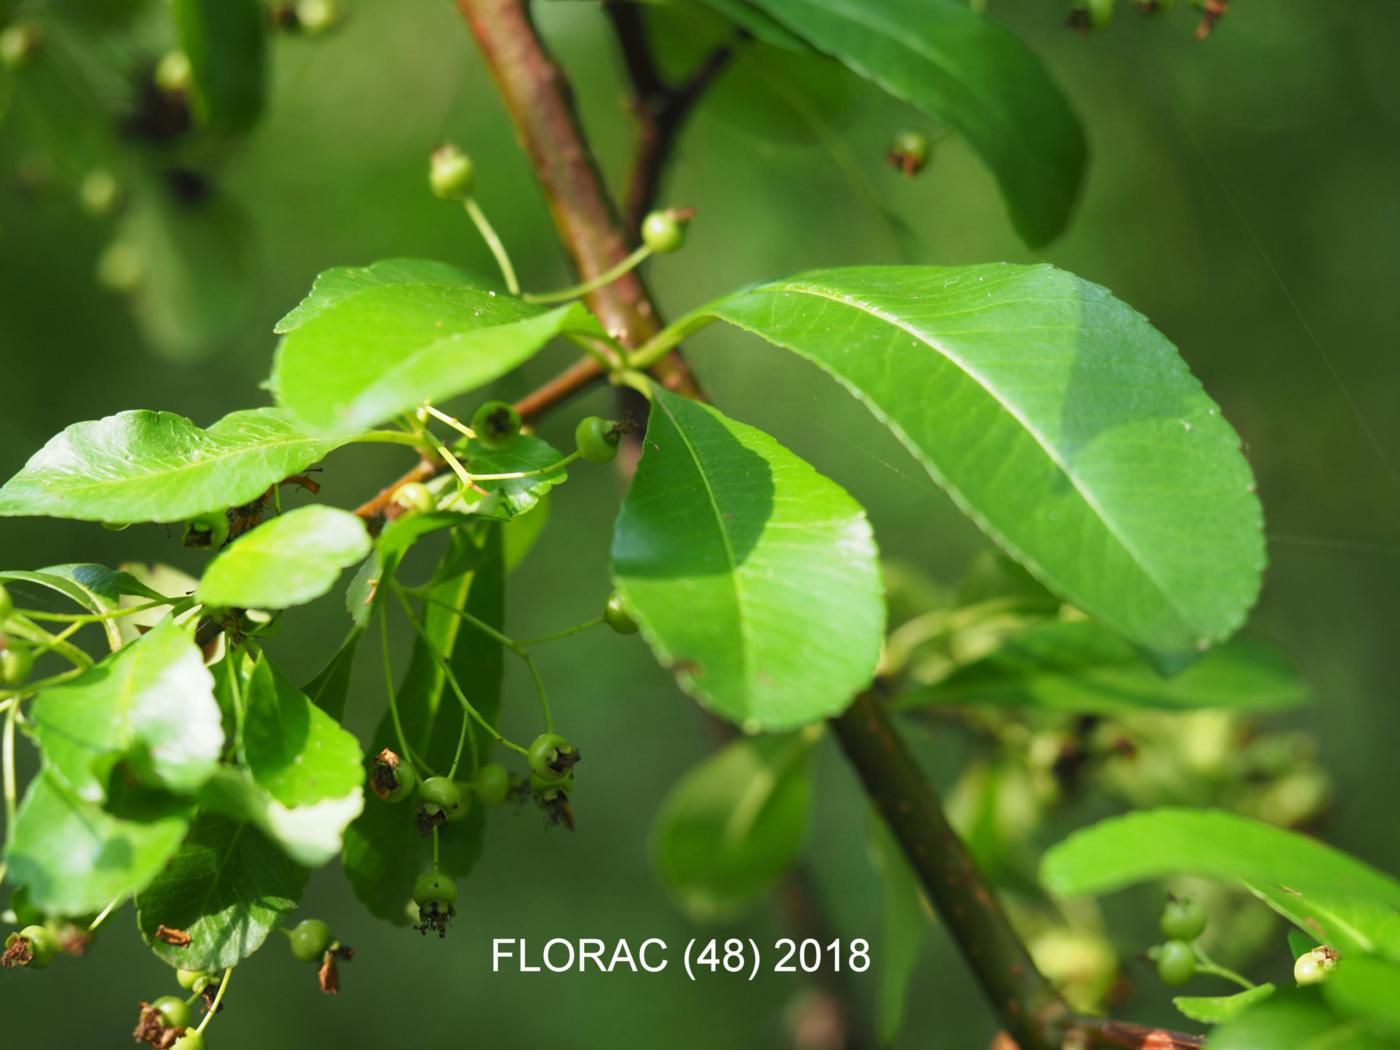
[905,621,1307,714]
[0,407,349,525]
[693,0,808,49]
[455,434,569,521]
[1325,956,1400,1040]
[651,730,817,919]
[195,768,362,869]
[692,265,1264,663]
[1041,809,1400,961]
[870,811,927,1045]
[4,772,190,915]
[1289,929,1322,959]
[1174,984,1276,1025]
[275,258,498,333]
[271,275,597,434]
[303,627,363,720]
[136,813,308,969]
[342,529,505,923]
[196,506,371,610]
[503,493,550,573]
[612,387,883,730]
[241,654,363,808]
[0,564,162,651]
[744,0,1085,245]
[172,0,265,133]
[31,620,223,804]
[1205,989,1393,1050]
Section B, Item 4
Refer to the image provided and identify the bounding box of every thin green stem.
[522,243,652,304]
[426,431,485,495]
[464,197,521,296]
[522,649,553,733]
[566,332,628,371]
[351,430,431,449]
[23,598,173,625]
[627,309,717,371]
[3,696,17,833]
[423,404,476,441]
[446,703,478,780]
[87,895,123,933]
[195,968,233,1035]
[6,616,93,670]
[378,612,417,772]
[517,615,605,647]
[1194,947,1256,990]
[468,450,580,481]
[432,825,441,870]
[391,589,527,756]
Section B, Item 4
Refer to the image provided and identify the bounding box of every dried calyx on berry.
[2,924,58,969]
[371,748,417,803]
[412,872,457,938]
[886,130,931,176]
[527,732,580,783]
[1294,945,1339,985]
[416,775,466,835]
[1066,0,1115,32]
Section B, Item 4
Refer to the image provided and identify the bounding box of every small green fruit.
[0,582,12,622]
[445,782,475,823]
[0,642,34,686]
[603,592,638,635]
[183,512,230,550]
[1159,898,1207,942]
[887,130,931,176]
[287,918,332,963]
[171,1031,206,1050]
[4,925,58,968]
[574,416,621,464]
[1294,947,1338,986]
[1154,939,1196,986]
[79,169,123,219]
[412,872,457,908]
[473,762,511,807]
[0,23,42,69]
[527,732,578,783]
[154,50,193,96]
[371,749,417,803]
[530,770,575,794]
[471,400,522,449]
[151,995,191,1029]
[419,776,464,819]
[96,241,144,295]
[641,209,687,254]
[176,968,214,992]
[392,481,435,516]
[429,144,475,200]
[295,0,342,34]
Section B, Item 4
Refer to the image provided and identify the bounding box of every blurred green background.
[1,0,1397,1045]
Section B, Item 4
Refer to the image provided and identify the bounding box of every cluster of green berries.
[0,584,35,687]
[131,972,210,1049]
[1148,896,1208,986]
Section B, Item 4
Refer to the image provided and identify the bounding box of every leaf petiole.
[522,244,652,305]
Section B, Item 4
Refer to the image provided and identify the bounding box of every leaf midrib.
[752,279,1197,639]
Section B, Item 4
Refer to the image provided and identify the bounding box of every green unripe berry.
[574,416,621,464]
[171,1031,206,1050]
[154,50,193,96]
[1086,0,1115,26]
[287,918,332,963]
[887,130,931,176]
[419,776,464,819]
[0,23,42,70]
[5,925,58,968]
[392,481,435,516]
[151,995,191,1029]
[429,144,475,200]
[1294,947,1338,986]
[471,400,522,449]
[445,781,475,823]
[295,0,342,34]
[530,769,575,794]
[183,511,230,550]
[641,209,687,254]
[176,968,214,992]
[0,642,34,686]
[96,241,144,295]
[412,872,457,908]
[0,582,12,622]
[371,749,417,803]
[1159,898,1207,942]
[473,762,511,807]
[527,732,577,783]
[1154,939,1196,986]
[603,592,638,635]
[79,169,123,219]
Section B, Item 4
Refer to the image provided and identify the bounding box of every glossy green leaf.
[651,730,817,919]
[172,0,265,132]
[503,493,550,573]
[275,258,497,333]
[612,387,883,730]
[0,564,163,651]
[196,768,362,869]
[744,0,1084,245]
[1325,956,1400,1040]
[1042,810,1400,961]
[342,529,505,923]
[686,265,1264,663]
[303,627,363,720]
[1174,984,1276,1025]
[693,0,807,49]
[197,506,371,610]
[1205,990,1392,1050]
[31,620,222,804]
[136,813,307,969]
[4,772,190,915]
[0,407,349,524]
[271,275,597,434]
[871,811,927,1045]
[241,654,363,808]
[906,621,1306,714]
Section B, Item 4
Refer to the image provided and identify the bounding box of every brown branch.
[605,1,735,233]
[1072,1019,1204,1049]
